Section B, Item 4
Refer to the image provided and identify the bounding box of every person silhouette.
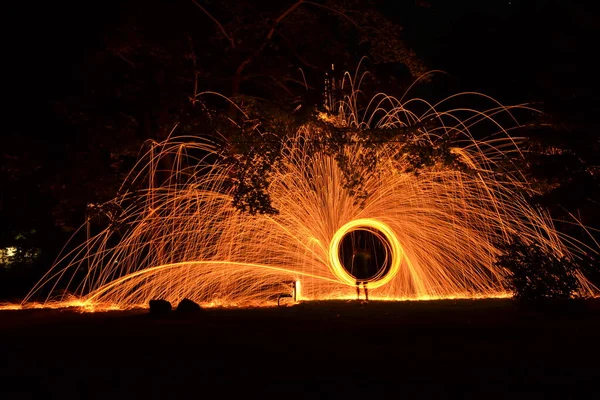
[352,245,372,301]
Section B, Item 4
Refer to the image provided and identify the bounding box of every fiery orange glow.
[17,70,598,310]
[329,219,403,289]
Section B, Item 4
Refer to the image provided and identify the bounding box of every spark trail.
[18,70,598,310]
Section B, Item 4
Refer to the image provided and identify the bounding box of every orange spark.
[19,69,598,310]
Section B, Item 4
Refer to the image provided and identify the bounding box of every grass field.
[1,299,599,399]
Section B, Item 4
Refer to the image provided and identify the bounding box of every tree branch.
[235,0,304,75]
[187,36,199,105]
[275,31,320,70]
[231,0,360,94]
[304,1,360,28]
[266,0,305,41]
[233,0,305,93]
[283,76,315,90]
[266,76,296,97]
[115,51,136,68]
[191,0,235,49]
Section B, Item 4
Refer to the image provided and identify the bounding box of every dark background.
[3,0,599,299]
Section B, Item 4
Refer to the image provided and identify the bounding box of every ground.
[1,299,599,399]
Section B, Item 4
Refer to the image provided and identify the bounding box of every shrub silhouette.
[495,235,581,300]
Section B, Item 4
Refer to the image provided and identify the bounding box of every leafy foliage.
[216,93,470,214]
[495,235,584,300]
[214,96,305,215]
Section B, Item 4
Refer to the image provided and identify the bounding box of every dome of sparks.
[22,70,598,309]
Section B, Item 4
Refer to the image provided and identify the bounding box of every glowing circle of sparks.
[328,218,403,289]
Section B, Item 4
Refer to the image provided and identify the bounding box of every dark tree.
[495,235,587,301]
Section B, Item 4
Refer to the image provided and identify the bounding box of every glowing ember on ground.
[20,71,597,310]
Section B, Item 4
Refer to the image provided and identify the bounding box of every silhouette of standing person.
[352,245,372,301]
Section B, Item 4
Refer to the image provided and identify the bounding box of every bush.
[495,235,582,300]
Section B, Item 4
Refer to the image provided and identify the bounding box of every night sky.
[8,1,599,132]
